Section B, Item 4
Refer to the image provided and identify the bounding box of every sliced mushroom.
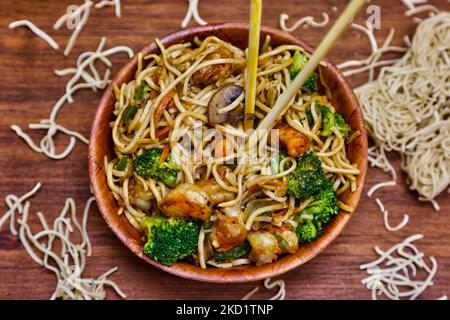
[208,85,253,124]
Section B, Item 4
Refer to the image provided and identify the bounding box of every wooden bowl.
[88,23,368,283]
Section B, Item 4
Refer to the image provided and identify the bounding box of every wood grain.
[0,0,449,299]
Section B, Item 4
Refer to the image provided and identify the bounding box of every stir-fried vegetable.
[122,82,150,123]
[295,220,318,243]
[288,151,340,245]
[335,112,351,139]
[141,216,199,266]
[134,81,150,105]
[290,50,318,92]
[273,230,289,249]
[307,102,352,139]
[122,106,137,123]
[319,105,335,137]
[303,73,318,92]
[300,180,339,224]
[132,148,179,187]
[293,178,339,244]
[287,152,326,199]
[214,242,250,261]
[115,156,129,171]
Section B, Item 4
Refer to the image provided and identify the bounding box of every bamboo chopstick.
[255,0,367,132]
[244,0,262,132]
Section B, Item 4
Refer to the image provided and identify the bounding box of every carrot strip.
[159,144,170,163]
[154,91,174,124]
[155,126,171,138]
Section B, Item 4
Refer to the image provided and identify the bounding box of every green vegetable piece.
[160,172,178,188]
[122,106,137,123]
[132,148,180,187]
[319,105,335,137]
[290,51,308,80]
[142,216,199,266]
[296,220,318,243]
[289,50,318,92]
[134,82,150,105]
[116,156,129,171]
[306,103,351,139]
[335,113,351,139]
[306,108,314,127]
[300,180,339,224]
[287,152,326,199]
[292,171,339,244]
[122,82,150,123]
[273,230,289,249]
[303,73,318,92]
[214,243,250,261]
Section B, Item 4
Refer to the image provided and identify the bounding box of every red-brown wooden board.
[0,0,448,299]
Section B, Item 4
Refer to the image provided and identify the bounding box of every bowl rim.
[88,22,368,283]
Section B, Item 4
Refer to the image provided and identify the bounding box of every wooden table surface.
[0,0,448,300]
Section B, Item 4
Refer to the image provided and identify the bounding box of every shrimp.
[159,183,212,221]
[192,48,233,87]
[197,178,235,205]
[247,231,279,265]
[247,227,299,265]
[275,123,309,157]
[210,206,247,252]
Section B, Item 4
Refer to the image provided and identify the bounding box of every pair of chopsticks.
[244,0,367,133]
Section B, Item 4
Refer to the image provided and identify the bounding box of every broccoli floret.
[287,152,326,199]
[335,113,351,139]
[300,180,339,224]
[290,156,340,245]
[293,181,338,244]
[132,148,179,187]
[307,102,352,139]
[290,50,308,79]
[303,73,318,92]
[141,216,199,266]
[290,50,318,92]
[319,105,335,137]
[295,220,318,243]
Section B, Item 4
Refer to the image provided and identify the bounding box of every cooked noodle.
[0,184,125,300]
[355,13,450,208]
[279,13,329,32]
[181,0,207,28]
[95,0,121,18]
[11,38,133,160]
[360,234,444,300]
[8,20,59,50]
[106,35,359,268]
[242,278,286,300]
